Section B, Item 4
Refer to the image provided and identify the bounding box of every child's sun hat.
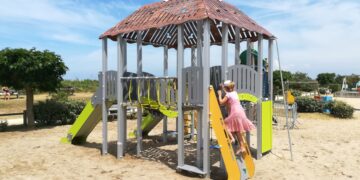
[223,80,232,87]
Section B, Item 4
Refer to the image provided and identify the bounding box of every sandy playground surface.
[0,97,359,179]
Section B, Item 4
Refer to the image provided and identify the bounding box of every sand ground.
[0,97,359,179]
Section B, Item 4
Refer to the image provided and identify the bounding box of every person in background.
[2,86,10,100]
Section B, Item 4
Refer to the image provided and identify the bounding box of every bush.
[34,99,85,126]
[50,91,70,102]
[291,90,302,97]
[318,88,327,95]
[0,120,8,132]
[296,97,323,113]
[325,101,354,119]
[328,84,341,93]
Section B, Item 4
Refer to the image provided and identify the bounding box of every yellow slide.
[209,87,255,179]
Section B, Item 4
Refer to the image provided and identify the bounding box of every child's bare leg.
[235,132,246,155]
[226,129,235,143]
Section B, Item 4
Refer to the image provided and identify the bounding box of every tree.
[0,48,67,127]
[273,70,292,95]
[289,72,316,92]
[316,73,336,86]
[335,75,344,84]
[346,74,360,89]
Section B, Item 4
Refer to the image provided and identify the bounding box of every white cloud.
[227,0,360,77]
[0,0,141,46]
[0,0,114,28]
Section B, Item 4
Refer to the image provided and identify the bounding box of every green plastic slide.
[61,101,111,144]
[129,109,164,138]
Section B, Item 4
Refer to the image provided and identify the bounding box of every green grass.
[61,79,98,92]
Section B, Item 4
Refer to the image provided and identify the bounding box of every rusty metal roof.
[100,0,274,48]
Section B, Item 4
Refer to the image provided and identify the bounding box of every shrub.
[328,84,341,93]
[325,101,354,119]
[0,120,8,132]
[291,90,302,97]
[296,97,323,113]
[34,99,85,126]
[50,91,70,102]
[318,88,327,95]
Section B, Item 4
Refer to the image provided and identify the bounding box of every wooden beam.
[221,23,229,81]
[163,45,168,143]
[202,19,211,178]
[256,34,263,159]
[268,39,274,101]
[136,31,143,156]
[235,27,240,65]
[197,20,203,67]
[247,39,252,66]
[191,46,196,67]
[177,24,185,167]
[101,37,108,155]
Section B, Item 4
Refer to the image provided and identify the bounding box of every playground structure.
[62,0,276,178]
[335,77,360,98]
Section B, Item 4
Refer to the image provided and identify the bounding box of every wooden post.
[177,24,185,167]
[163,45,168,143]
[122,39,127,151]
[257,34,263,159]
[117,35,126,159]
[221,23,229,81]
[197,20,203,67]
[196,20,203,168]
[136,31,143,156]
[23,110,27,127]
[235,27,240,65]
[101,37,108,155]
[247,39,252,66]
[191,46,196,67]
[268,39,274,101]
[202,19,211,177]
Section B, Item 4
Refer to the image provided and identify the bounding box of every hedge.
[34,99,85,126]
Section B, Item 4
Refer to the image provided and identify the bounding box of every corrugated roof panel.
[101,0,274,48]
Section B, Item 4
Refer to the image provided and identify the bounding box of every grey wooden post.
[247,39,252,66]
[196,20,203,168]
[117,35,125,158]
[190,45,196,139]
[256,34,264,159]
[101,37,108,155]
[136,31,143,156]
[191,46,196,67]
[221,23,228,81]
[268,39,274,101]
[177,24,185,167]
[163,45,168,143]
[235,27,240,65]
[202,19,211,177]
[122,40,127,151]
[197,20,203,67]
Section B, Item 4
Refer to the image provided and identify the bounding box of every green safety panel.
[238,93,259,104]
[261,101,273,153]
[129,110,164,138]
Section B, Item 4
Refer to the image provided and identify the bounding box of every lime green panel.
[129,111,164,138]
[141,113,155,131]
[238,93,259,104]
[61,101,95,144]
[261,101,273,153]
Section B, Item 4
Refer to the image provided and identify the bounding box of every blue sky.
[1,0,359,80]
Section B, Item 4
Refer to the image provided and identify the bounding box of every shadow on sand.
[81,135,227,179]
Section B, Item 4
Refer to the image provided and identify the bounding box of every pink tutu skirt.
[224,108,256,133]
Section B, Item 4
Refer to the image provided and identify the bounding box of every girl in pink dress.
[217,80,255,154]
